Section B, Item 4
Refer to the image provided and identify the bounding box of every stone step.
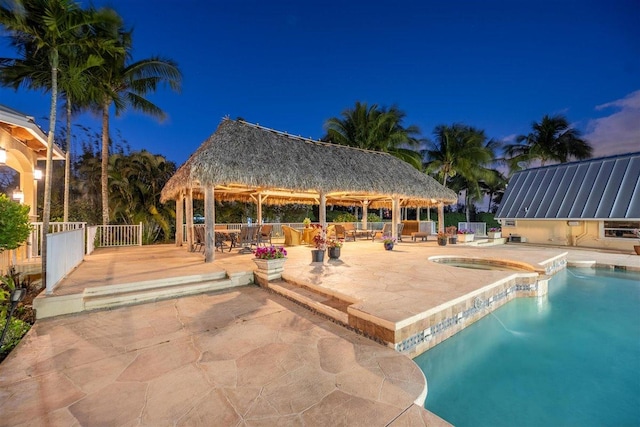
[84,277,235,311]
[83,271,228,298]
[35,272,240,319]
[268,280,350,325]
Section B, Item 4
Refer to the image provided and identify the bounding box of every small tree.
[0,194,32,253]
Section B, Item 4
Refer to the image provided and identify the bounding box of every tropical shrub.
[0,194,32,252]
[333,212,357,222]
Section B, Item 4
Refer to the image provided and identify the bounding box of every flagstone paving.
[0,286,448,426]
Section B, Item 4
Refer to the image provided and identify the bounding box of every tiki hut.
[161,118,457,261]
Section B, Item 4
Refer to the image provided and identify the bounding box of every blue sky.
[1,0,638,165]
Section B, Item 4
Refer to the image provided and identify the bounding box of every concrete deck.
[2,240,638,425]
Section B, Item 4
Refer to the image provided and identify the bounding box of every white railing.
[458,222,487,236]
[94,223,143,247]
[30,222,86,258]
[45,228,85,294]
[419,221,437,234]
[86,226,98,255]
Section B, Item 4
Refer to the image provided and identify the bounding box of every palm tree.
[324,102,423,169]
[108,150,175,242]
[0,0,118,285]
[92,27,181,225]
[479,169,507,213]
[423,124,496,221]
[504,114,592,171]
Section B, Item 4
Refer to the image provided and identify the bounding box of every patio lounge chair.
[259,224,273,246]
[372,223,404,242]
[238,225,261,253]
[282,225,302,246]
[334,224,349,241]
[371,223,392,242]
[215,231,232,252]
[193,226,205,252]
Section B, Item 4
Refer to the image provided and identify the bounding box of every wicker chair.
[282,225,302,246]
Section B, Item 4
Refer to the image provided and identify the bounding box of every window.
[504,220,516,227]
[603,221,639,239]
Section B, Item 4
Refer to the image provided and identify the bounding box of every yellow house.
[0,104,65,220]
[495,152,640,253]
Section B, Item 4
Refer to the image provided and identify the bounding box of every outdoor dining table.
[214,230,239,252]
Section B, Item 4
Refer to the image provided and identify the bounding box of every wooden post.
[175,192,184,246]
[391,197,399,240]
[204,186,215,262]
[319,192,327,228]
[186,187,194,251]
[257,193,263,224]
[362,200,369,230]
[438,202,444,233]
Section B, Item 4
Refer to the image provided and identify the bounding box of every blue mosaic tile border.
[396,283,531,353]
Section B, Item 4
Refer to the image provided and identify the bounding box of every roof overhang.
[0,106,65,160]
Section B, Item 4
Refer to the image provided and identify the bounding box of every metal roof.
[495,152,640,220]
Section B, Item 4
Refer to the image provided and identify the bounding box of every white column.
[204,186,215,263]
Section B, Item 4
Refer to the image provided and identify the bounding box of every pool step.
[267,280,351,325]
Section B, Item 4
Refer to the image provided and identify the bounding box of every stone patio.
[2,239,638,425]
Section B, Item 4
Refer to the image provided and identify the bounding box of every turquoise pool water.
[414,268,640,427]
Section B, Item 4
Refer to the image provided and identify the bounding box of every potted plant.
[488,227,502,239]
[327,238,343,259]
[446,226,457,244]
[252,245,287,281]
[457,228,475,243]
[303,217,312,228]
[437,231,448,246]
[382,235,396,250]
[312,228,327,262]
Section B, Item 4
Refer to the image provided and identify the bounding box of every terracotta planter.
[311,249,325,263]
[253,258,286,281]
[328,247,341,259]
[634,245,640,255]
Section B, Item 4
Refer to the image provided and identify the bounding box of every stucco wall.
[0,127,39,219]
[501,219,637,252]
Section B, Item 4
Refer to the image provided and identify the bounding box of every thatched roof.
[161,118,457,207]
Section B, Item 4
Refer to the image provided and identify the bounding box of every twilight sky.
[1,0,638,165]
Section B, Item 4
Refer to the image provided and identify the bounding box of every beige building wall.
[0,127,40,220]
[501,219,637,252]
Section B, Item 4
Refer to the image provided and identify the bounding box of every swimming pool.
[414,268,640,426]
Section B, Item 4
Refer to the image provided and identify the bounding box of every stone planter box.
[253,258,286,282]
[457,234,475,243]
[488,231,502,239]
